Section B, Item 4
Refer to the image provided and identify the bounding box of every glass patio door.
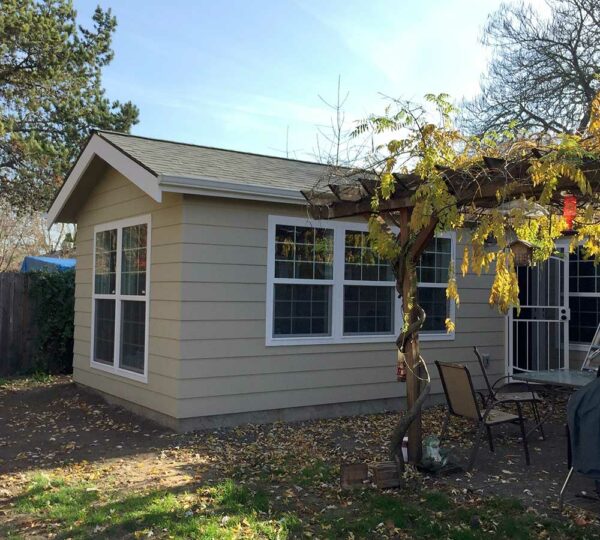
[507,243,569,374]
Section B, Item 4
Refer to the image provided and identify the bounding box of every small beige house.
[47,131,510,430]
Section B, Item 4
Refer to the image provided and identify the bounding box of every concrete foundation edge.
[76,382,446,433]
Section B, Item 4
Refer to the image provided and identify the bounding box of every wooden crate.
[372,461,401,489]
[340,463,368,488]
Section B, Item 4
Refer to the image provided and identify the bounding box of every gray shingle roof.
[98,130,332,192]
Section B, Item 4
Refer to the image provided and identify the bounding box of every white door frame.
[506,240,570,375]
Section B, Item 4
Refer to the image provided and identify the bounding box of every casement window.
[569,246,600,347]
[91,215,150,382]
[266,216,455,346]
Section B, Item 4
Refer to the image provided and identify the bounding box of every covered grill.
[561,376,600,508]
[567,377,600,478]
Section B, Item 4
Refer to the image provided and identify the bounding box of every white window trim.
[90,214,151,383]
[265,215,456,346]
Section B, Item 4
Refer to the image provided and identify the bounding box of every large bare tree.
[463,0,600,135]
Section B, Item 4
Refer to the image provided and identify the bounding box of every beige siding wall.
[73,172,507,423]
[178,196,506,419]
[73,167,184,417]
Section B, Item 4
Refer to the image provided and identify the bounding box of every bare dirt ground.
[1,376,599,538]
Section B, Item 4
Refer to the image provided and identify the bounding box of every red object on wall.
[563,194,577,229]
[397,358,406,382]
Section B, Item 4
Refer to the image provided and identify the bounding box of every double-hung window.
[91,215,150,382]
[417,236,454,335]
[343,230,396,336]
[271,223,334,338]
[266,216,455,345]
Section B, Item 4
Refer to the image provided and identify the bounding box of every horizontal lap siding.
[73,167,183,418]
[179,196,505,418]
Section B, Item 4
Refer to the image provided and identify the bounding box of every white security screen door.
[507,243,569,374]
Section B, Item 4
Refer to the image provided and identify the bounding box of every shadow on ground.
[0,377,175,475]
[1,376,599,538]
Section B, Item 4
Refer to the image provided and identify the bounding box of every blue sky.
[74,0,536,161]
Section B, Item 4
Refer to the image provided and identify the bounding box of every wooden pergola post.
[396,209,419,463]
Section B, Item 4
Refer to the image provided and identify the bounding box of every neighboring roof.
[48,130,339,225]
[21,256,76,273]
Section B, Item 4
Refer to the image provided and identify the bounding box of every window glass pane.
[273,284,331,337]
[344,230,394,282]
[418,237,451,284]
[94,299,115,364]
[120,300,146,373]
[570,296,600,344]
[274,225,333,280]
[121,224,148,296]
[418,286,449,333]
[570,247,600,294]
[343,285,394,335]
[95,230,117,294]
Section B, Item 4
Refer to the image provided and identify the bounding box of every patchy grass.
[4,474,297,539]
[13,474,99,524]
[3,473,598,539]
[0,373,61,392]
[294,459,337,487]
[321,490,597,539]
[2,377,600,539]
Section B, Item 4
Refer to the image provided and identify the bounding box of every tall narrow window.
[92,216,150,380]
[343,230,395,335]
[272,224,333,338]
[417,237,452,333]
[93,229,117,365]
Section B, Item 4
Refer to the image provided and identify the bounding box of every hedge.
[28,269,75,374]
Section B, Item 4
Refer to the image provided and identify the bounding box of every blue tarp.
[20,256,76,273]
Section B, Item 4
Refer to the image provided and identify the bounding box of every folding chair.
[473,346,545,440]
[436,360,531,471]
[580,322,600,374]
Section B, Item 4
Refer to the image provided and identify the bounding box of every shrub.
[28,269,75,374]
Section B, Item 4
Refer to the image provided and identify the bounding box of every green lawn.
[2,471,597,539]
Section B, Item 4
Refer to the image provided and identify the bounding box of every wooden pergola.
[301,153,600,466]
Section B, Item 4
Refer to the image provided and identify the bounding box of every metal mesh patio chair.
[473,346,545,440]
[436,360,531,471]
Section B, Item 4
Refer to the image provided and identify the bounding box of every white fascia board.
[158,174,305,205]
[47,134,161,226]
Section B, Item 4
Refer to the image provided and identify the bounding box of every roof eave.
[49,135,308,227]
[47,134,162,226]
[158,174,305,205]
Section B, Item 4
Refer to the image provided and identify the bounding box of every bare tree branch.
[462,0,600,135]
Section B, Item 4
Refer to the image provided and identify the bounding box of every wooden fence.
[0,273,37,376]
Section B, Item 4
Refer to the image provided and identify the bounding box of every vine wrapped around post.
[389,303,430,470]
[389,251,432,470]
